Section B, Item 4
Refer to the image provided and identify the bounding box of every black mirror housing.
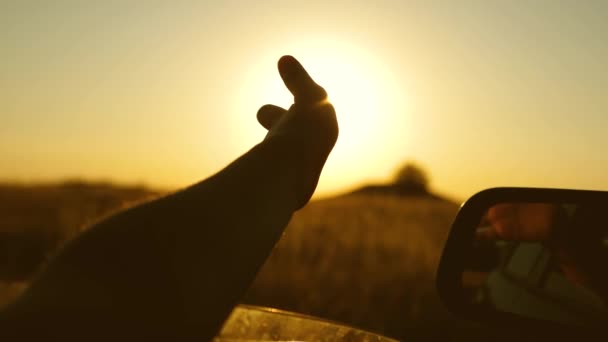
[437,187,608,339]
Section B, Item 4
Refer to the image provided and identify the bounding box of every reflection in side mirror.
[438,188,608,335]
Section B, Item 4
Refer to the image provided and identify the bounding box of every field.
[0,182,493,340]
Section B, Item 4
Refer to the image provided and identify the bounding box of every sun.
[234,39,412,196]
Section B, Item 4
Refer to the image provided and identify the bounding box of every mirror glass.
[462,202,608,326]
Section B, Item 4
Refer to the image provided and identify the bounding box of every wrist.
[257,136,318,210]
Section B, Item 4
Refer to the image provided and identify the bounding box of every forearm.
[168,137,304,336]
[5,137,304,339]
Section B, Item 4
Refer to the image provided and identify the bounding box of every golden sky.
[1,1,608,200]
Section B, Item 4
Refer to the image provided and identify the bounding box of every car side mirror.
[437,188,608,338]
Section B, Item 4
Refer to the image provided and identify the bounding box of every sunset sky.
[2,1,607,200]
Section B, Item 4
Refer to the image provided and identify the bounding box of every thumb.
[256,104,287,130]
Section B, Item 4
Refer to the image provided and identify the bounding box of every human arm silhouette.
[1,56,338,340]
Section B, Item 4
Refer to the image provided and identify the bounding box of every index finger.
[278,55,328,105]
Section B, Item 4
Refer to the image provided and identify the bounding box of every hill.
[349,183,451,201]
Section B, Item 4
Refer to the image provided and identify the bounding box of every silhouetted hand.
[256,56,338,209]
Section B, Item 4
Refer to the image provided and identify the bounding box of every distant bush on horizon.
[393,162,430,194]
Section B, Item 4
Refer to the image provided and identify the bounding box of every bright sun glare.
[234,39,412,196]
